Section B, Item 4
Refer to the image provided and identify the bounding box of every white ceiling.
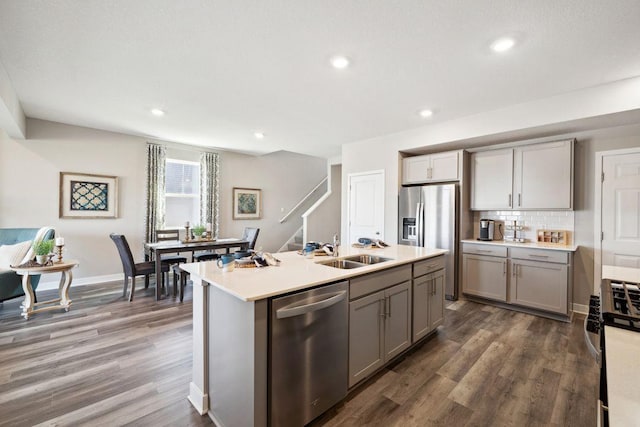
[0,0,639,158]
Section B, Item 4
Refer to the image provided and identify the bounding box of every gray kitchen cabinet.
[471,139,574,210]
[348,290,385,388]
[513,140,573,209]
[462,242,574,319]
[510,251,570,315]
[429,269,445,329]
[462,253,507,302]
[348,282,411,388]
[470,148,513,210]
[383,281,412,361]
[412,268,445,342]
[348,264,415,388]
[402,151,459,184]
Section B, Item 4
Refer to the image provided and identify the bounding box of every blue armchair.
[0,228,56,302]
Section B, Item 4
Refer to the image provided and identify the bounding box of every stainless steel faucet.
[332,233,340,257]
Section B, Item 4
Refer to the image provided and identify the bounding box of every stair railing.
[279,177,328,223]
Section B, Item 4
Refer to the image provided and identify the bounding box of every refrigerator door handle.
[418,203,425,247]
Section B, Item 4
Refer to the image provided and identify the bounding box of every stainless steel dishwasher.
[270,281,348,427]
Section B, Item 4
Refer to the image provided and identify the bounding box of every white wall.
[0,119,326,284]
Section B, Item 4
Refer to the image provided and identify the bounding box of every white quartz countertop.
[604,326,640,426]
[180,245,447,301]
[460,239,578,252]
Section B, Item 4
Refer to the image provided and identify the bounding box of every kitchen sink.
[317,259,366,269]
[316,255,394,269]
[341,255,393,265]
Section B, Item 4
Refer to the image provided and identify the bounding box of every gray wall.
[306,164,342,244]
[0,119,326,282]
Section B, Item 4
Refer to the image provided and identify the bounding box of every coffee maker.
[478,219,495,241]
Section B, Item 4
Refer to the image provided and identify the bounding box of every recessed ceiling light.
[254,132,265,139]
[419,109,434,118]
[151,108,165,117]
[330,56,350,69]
[490,37,515,53]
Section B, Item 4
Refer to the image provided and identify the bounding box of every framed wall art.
[59,172,118,219]
[233,187,261,220]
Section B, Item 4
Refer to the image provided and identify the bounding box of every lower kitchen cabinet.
[413,268,445,341]
[510,259,568,315]
[462,253,507,302]
[383,281,412,361]
[349,281,411,388]
[349,290,385,387]
[461,242,574,319]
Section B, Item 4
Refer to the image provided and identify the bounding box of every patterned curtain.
[145,143,167,243]
[200,152,220,237]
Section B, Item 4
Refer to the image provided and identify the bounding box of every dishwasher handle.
[276,291,346,319]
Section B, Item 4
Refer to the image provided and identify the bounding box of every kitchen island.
[180,244,447,427]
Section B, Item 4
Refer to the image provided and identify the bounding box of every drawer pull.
[476,249,493,253]
[528,254,549,258]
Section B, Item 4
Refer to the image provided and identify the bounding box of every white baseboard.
[572,303,588,315]
[188,382,209,415]
[37,273,122,291]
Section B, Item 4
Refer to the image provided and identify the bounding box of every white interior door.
[602,152,640,268]
[348,171,384,244]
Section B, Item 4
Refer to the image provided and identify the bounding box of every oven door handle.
[583,314,601,364]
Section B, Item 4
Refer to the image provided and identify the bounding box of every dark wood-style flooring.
[0,282,598,426]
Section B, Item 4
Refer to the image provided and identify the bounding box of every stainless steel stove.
[584,277,640,426]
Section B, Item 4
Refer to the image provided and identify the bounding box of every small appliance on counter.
[478,219,495,241]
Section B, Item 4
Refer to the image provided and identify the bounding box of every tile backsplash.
[473,210,574,244]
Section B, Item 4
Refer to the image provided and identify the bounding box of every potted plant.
[33,239,54,265]
[191,224,206,239]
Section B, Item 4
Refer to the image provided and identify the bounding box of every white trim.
[572,303,588,315]
[594,146,640,294]
[37,273,122,290]
[188,382,209,415]
[166,158,199,166]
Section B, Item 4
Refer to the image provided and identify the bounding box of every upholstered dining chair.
[110,233,170,302]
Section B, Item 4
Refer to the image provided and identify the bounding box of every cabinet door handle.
[386,296,391,317]
[518,193,521,207]
[428,167,433,179]
[508,194,512,207]
[512,263,516,277]
[503,261,507,275]
[379,299,386,318]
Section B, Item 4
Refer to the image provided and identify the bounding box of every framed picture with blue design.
[233,187,261,220]
[59,172,118,218]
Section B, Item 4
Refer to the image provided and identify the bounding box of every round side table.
[11,260,79,320]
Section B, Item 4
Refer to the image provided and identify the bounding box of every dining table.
[144,238,249,300]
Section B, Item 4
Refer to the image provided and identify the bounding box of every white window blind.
[165,159,200,227]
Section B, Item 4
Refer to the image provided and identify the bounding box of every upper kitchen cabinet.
[513,140,573,209]
[470,149,514,210]
[402,151,459,185]
[471,139,574,210]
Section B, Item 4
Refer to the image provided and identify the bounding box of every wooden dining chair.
[110,233,170,302]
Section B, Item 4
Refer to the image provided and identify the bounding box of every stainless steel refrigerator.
[398,184,458,299]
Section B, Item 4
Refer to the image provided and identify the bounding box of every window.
[165,159,200,227]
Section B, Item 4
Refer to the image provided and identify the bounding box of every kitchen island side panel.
[208,284,268,427]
